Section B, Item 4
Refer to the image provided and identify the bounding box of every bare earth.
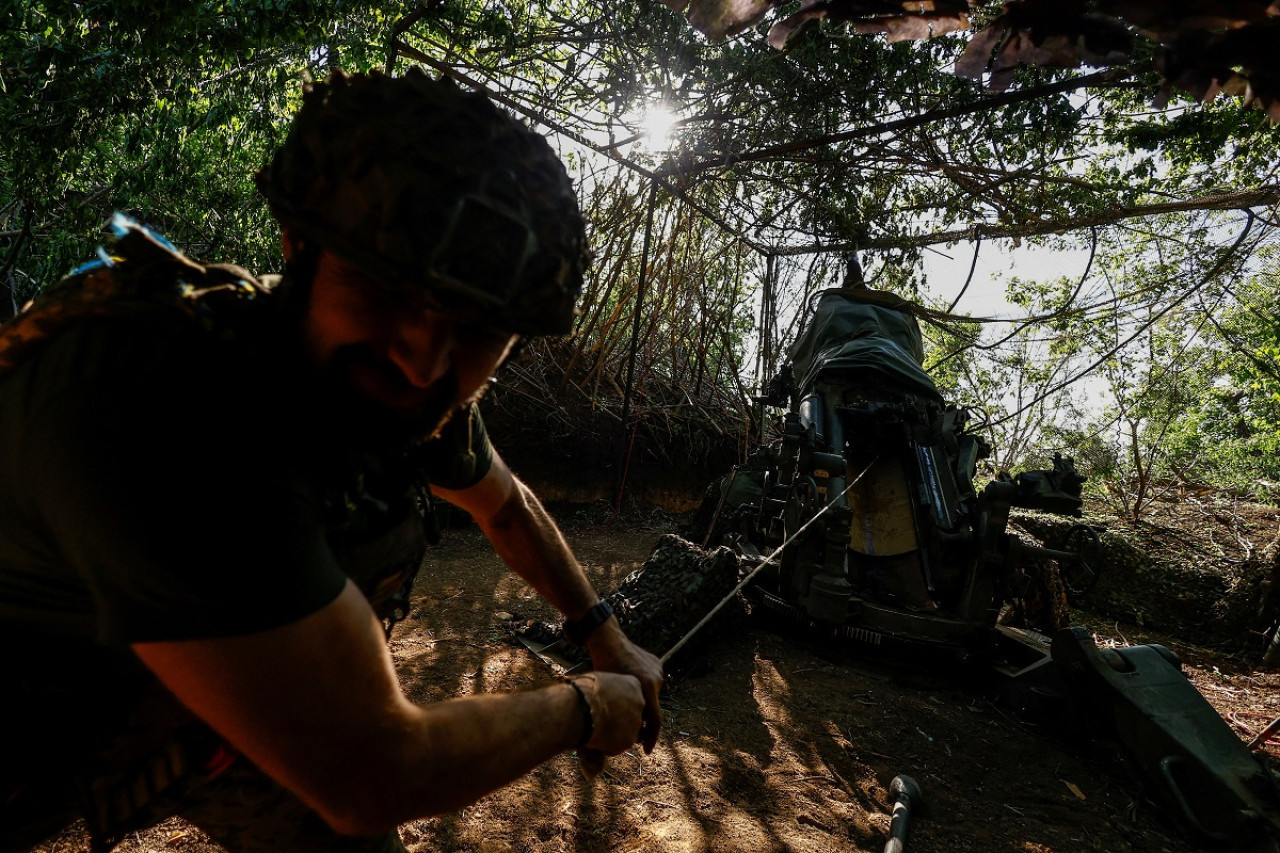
[33,512,1280,853]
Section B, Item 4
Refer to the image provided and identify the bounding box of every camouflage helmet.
[255,68,586,335]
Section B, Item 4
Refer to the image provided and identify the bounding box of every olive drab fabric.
[786,288,944,403]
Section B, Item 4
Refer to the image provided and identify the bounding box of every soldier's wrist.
[564,600,613,646]
[562,676,595,749]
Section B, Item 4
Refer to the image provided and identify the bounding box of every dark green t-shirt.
[0,303,492,767]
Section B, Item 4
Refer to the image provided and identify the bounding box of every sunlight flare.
[641,104,677,152]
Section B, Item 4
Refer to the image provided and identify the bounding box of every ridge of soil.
[32,497,1280,853]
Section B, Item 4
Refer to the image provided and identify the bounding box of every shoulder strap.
[0,215,272,382]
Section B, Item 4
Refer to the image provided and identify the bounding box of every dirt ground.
[32,508,1280,853]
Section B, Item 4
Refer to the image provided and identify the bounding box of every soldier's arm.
[431,450,664,751]
[133,581,643,835]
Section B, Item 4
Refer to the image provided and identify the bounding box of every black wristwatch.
[563,600,614,646]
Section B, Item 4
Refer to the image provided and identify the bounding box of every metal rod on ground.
[884,775,922,853]
[579,457,878,779]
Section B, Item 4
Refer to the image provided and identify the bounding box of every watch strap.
[563,600,614,646]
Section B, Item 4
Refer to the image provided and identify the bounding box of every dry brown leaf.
[679,0,779,39]
[666,0,1280,121]
[768,8,830,48]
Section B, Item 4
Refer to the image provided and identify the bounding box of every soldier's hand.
[572,672,644,756]
[585,623,664,753]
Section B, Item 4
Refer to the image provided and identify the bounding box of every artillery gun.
[690,277,1097,650]
[678,269,1280,852]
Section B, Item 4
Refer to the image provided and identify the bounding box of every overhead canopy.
[390,3,1279,262]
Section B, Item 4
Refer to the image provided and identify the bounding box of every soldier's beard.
[284,264,496,449]
[316,344,487,450]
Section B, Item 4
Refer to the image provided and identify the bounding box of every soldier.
[0,69,662,852]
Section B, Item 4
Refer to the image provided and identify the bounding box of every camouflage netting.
[1011,508,1279,654]
[603,534,742,658]
[999,526,1069,634]
[510,534,743,667]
